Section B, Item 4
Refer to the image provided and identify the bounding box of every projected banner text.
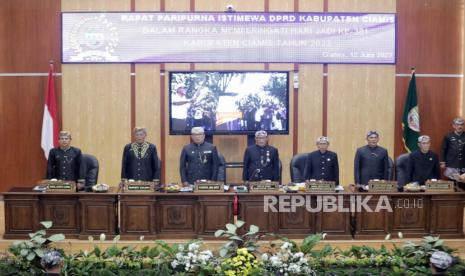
[62,12,396,64]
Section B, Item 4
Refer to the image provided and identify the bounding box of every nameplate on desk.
[124,181,155,193]
[368,180,397,192]
[305,181,335,192]
[46,181,76,192]
[195,181,224,193]
[425,180,454,192]
[249,181,279,192]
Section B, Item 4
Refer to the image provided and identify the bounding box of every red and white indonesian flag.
[41,63,59,159]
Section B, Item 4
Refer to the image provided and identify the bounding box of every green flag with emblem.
[402,70,420,152]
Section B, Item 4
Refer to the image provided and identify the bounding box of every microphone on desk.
[244,169,261,191]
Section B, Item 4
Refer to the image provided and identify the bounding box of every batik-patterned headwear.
[191,127,205,134]
[316,136,330,144]
[59,131,71,139]
[133,127,147,135]
[453,117,464,125]
[418,135,431,143]
[366,130,379,138]
[255,130,268,138]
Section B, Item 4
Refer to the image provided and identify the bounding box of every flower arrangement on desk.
[6,221,65,274]
[171,241,215,274]
[3,221,465,275]
[219,248,261,276]
[261,242,316,276]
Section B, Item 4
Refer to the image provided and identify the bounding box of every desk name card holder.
[46,180,76,192]
[123,180,158,193]
[195,180,224,193]
[367,180,397,193]
[305,180,335,192]
[248,181,279,193]
[425,180,454,192]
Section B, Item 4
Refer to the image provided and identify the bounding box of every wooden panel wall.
[0,0,62,192]
[61,0,130,11]
[268,64,294,183]
[395,0,463,74]
[195,0,264,12]
[0,78,53,189]
[329,0,396,12]
[61,65,131,187]
[163,64,191,184]
[161,0,192,184]
[297,65,324,154]
[165,0,190,12]
[328,65,395,185]
[296,1,324,155]
[135,64,161,157]
[395,78,462,156]
[61,1,131,187]
[327,1,396,185]
[135,0,160,11]
[134,1,163,182]
[0,0,463,191]
[394,0,464,158]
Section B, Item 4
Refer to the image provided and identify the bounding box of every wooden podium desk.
[353,188,465,239]
[119,190,350,240]
[237,191,352,239]
[119,191,234,239]
[3,187,118,239]
[3,187,464,240]
[237,188,465,239]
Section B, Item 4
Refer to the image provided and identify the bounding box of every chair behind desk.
[156,157,162,180]
[290,153,308,183]
[217,152,226,184]
[388,156,394,180]
[82,154,99,191]
[396,153,410,188]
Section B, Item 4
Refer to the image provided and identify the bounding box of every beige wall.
[326,1,396,185]
[327,65,395,185]
[62,1,131,186]
[61,0,397,186]
[62,65,131,187]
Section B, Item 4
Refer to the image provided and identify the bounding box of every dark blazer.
[46,146,84,181]
[407,150,440,185]
[441,132,465,169]
[354,145,389,184]
[179,142,219,184]
[243,144,280,181]
[121,142,159,181]
[305,150,339,185]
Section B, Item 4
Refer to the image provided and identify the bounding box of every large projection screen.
[169,71,290,135]
[62,12,396,64]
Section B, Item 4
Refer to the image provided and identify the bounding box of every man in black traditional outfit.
[441,117,465,180]
[305,136,339,185]
[46,131,85,189]
[354,130,389,185]
[407,135,440,185]
[243,130,280,182]
[179,127,219,185]
[121,127,159,181]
